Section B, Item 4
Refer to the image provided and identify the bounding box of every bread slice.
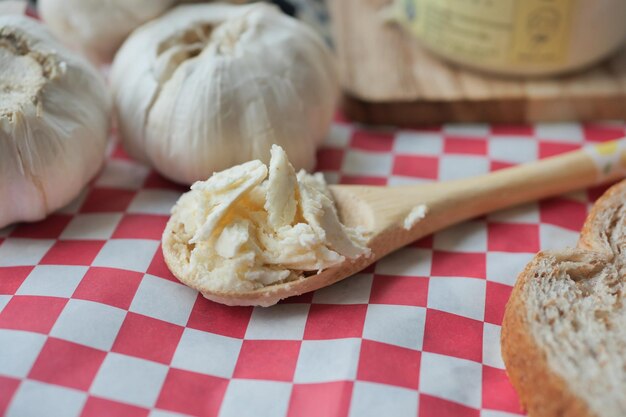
[502,181,626,417]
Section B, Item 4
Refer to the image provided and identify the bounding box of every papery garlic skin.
[0,16,110,228]
[111,3,339,185]
[39,0,178,64]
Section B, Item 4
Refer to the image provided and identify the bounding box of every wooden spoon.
[188,139,626,306]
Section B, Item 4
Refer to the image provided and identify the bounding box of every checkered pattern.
[1,118,625,417]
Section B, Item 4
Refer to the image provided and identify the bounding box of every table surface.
[2,115,624,417]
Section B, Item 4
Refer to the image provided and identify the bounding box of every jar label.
[392,0,573,66]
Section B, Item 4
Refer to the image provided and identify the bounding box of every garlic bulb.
[0,15,110,228]
[39,0,178,64]
[110,3,338,185]
[0,1,27,15]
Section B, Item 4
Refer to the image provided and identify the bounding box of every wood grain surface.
[329,0,626,126]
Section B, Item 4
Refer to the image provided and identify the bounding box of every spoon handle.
[350,138,626,238]
[426,138,626,226]
[314,139,626,296]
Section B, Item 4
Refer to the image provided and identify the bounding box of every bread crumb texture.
[503,181,626,417]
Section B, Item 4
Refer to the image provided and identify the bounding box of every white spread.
[403,204,428,230]
[174,145,370,293]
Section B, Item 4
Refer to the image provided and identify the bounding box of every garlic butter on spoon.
[163,145,370,306]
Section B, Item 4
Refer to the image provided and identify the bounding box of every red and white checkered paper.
[1,117,624,417]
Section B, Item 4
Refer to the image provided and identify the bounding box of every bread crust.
[501,180,626,417]
[578,181,625,253]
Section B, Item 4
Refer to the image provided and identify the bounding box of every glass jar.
[389,0,626,77]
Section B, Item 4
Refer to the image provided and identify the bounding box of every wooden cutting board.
[329,0,626,126]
